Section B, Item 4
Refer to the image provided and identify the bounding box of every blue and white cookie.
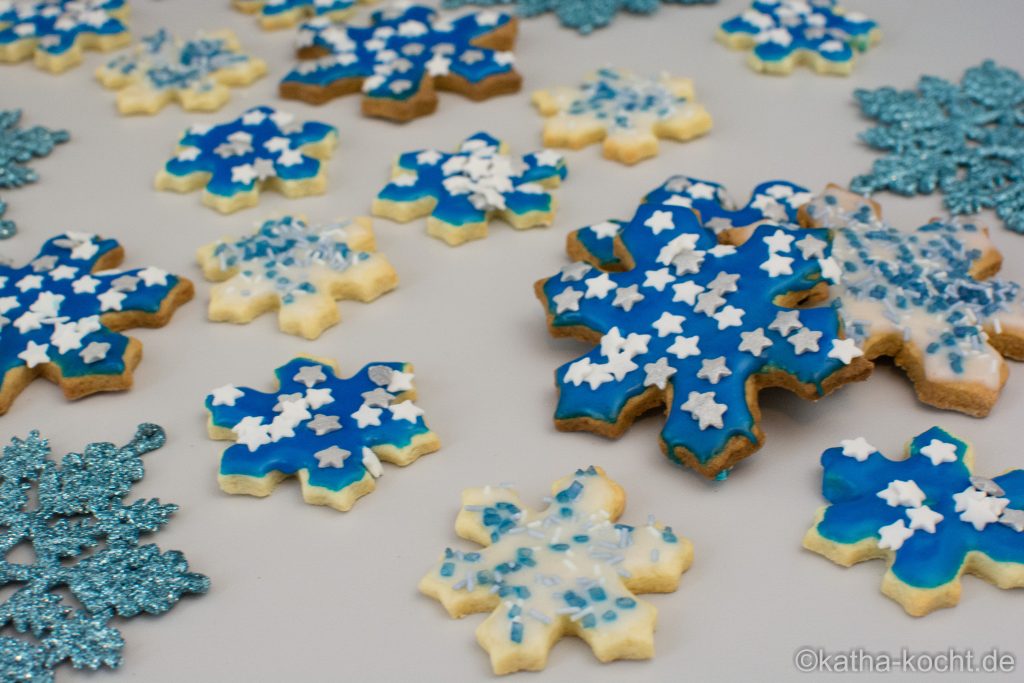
[0,0,130,73]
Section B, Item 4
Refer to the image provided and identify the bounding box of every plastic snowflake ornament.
[0,109,68,239]
[804,427,1024,616]
[96,29,268,115]
[206,357,440,512]
[717,0,879,75]
[0,0,130,73]
[536,200,869,478]
[0,424,209,683]
[156,105,338,214]
[234,0,373,30]
[0,232,193,415]
[443,0,717,35]
[852,61,1024,234]
[420,466,693,674]
[373,132,566,246]
[279,4,521,122]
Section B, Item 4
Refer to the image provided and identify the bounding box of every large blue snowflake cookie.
[0,108,69,239]
[804,427,1024,616]
[536,196,870,478]
[420,466,693,674]
[717,0,879,76]
[443,0,717,35]
[156,105,338,214]
[0,0,130,73]
[373,131,566,246]
[0,232,193,415]
[234,0,374,30]
[206,356,441,512]
[279,4,521,122]
[0,423,209,682]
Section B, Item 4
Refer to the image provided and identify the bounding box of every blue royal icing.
[443,0,717,35]
[281,5,518,106]
[0,232,187,396]
[0,109,68,239]
[236,0,359,25]
[376,131,566,236]
[851,61,1024,234]
[161,105,337,203]
[539,200,862,475]
[812,427,1024,593]
[0,0,127,60]
[206,358,437,505]
[718,0,878,73]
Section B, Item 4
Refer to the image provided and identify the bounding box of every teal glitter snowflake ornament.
[0,424,209,683]
[0,109,69,239]
[851,61,1024,234]
[443,0,716,35]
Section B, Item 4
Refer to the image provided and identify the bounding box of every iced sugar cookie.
[717,0,879,76]
[234,0,373,30]
[206,357,440,512]
[0,0,130,73]
[279,4,520,122]
[804,427,1024,616]
[373,132,566,246]
[532,68,712,165]
[197,215,398,339]
[0,232,193,414]
[801,187,1024,417]
[155,105,338,214]
[97,29,267,115]
[420,466,693,674]
[536,200,869,478]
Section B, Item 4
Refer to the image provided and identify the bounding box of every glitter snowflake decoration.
[443,0,716,35]
[197,215,398,339]
[802,188,1024,417]
[0,109,68,239]
[234,0,372,30]
[537,200,868,477]
[420,466,693,674]
[0,424,209,683]
[717,0,879,75]
[279,4,521,122]
[0,0,130,73]
[532,67,713,165]
[206,357,440,512]
[96,29,267,115]
[156,105,338,214]
[0,232,193,415]
[852,61,1024,234]
[804,427,1024,616]
[373,132,566,246]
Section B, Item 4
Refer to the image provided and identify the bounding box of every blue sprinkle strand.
[443,0,716,35]
[851,61,1024,234]
[0,424,209,683]
[0,110,69,239]
[0,0,128,68]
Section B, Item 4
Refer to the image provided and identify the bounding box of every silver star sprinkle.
[361,387,395,407]
[314,445,350,468]
[697,357,732,385]
[970,476,1006,497]
[110,275,140,292]
[368,365,395,387]
[293,365,327,387]
[642,357,676,389]
[999,509,1024,532]
[307,414,342,436]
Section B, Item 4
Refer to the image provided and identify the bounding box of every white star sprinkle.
[877,479,926,508]
[681,391,727,430]
[839,437,875,461]
[920,439,958,466]
[210,384,244,407]
[877,519,914,551]
[827,338,863,364]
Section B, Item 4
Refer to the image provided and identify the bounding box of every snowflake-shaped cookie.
[536,201,869,478]
[234,0,373,30]
[96,29,268,115]
[156,105,338,214]
[804,427,1024,616]
[0,232,193,415]
[0,0,130,73]
[279,4,521,122]
[373,132,566,246]
[851,61,1024,234]
[206,357,440,512]
[420,466,692,674]
[570,175,812,269]
[801,187,1024,417]
[0,109,68,239]
[0,424,209,682]
[717,0,879,76]
[197,215,398,339]
[532,68,713,165]
[443,0,717,35]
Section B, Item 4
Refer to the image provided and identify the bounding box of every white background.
[2,1,1023,681]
